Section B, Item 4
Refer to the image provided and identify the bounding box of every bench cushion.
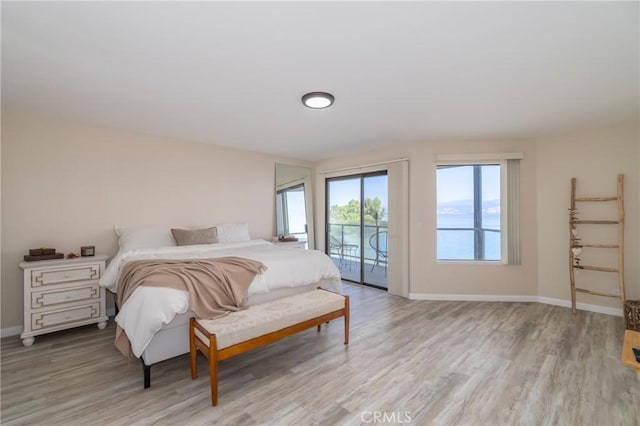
[195,289,345,350]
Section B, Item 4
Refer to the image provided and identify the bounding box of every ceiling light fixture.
[302,92,335,109]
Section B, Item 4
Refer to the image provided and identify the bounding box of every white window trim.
[435,155,521,265]
[434,152,524,162]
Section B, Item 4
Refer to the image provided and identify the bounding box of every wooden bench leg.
[208,334,218,406]
[191,317,220,406]
[189,318,198,380]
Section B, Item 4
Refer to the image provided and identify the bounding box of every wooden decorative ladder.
[569,174,625,314]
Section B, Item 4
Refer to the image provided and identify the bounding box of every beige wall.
[536,122,640,306]
[314,123,639,309]
[1,109,309,329]
[2,109,637,330]
[314,138,539,298]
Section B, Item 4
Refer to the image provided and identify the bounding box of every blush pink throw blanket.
[115,256,267,358]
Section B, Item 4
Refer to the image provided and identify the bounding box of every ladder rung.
[572,220,619,224]
[577,244,619,248]
[575,288,619,298]
[574,197,617,202]
[574,265,618,272]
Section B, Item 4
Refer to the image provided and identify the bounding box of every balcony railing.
[327,223,388,265]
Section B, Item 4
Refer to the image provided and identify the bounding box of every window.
[276,184,308,241]
[437,164,501,260]
[435,154,522,263]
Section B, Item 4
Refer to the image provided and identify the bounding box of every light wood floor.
[2,284,638,425]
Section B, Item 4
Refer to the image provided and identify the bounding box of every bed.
[99,224,342,387]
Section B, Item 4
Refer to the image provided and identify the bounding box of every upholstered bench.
[189,289,349,406]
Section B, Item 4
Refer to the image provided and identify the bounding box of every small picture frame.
[81,246,95,257]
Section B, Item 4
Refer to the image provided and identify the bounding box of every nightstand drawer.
[31,285,101,309]
[31,302,100,330]
[31,264,100,287]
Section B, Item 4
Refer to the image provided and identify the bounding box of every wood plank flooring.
[2,283,638,425]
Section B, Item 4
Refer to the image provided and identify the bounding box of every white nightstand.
[18,254,109,347]
[272,241,308,249]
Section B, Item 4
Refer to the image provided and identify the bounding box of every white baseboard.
[409,293,538,303]
[1,325,22,338]
[537,296,623,317]
[409,293,624,317]
[1,295,623,338]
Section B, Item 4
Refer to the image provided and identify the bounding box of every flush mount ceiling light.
[301,92,335,109]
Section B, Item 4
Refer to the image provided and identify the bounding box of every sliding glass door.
[326,172,388,289]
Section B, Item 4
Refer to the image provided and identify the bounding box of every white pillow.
[114,226,177,251]
[196,223,251,243]
[215,223,251,243]
[188,223,251,243]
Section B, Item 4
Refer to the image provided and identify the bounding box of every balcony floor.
[330,255,388,289]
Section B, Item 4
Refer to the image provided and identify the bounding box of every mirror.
[275,163,315,249]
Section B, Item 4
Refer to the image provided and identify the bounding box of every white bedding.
[99,240,342,357]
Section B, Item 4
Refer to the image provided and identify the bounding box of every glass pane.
[327,178,361,282]
[437,230,474,260]
[284,187,306,234]
[277,185,308,243]
[484,230,501,260]
[364,174,388,288]
[436,166,474,229]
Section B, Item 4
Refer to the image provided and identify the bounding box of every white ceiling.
[2,2,638,160]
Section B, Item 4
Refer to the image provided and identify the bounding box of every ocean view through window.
[437,164,501,261]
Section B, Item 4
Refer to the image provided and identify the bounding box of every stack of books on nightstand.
[24,248,64,262]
